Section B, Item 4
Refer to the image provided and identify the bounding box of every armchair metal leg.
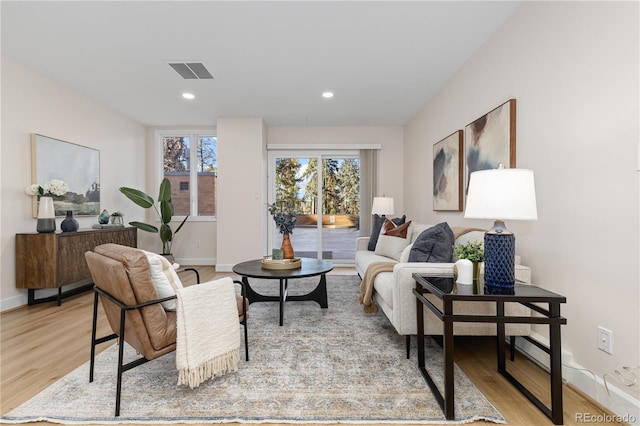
[90,290,117,383]
[115,308,127,417]
[90,291,99,383]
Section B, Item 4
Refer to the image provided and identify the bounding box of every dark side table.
[412,274,567,425]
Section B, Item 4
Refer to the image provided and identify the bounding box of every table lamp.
[464,166,537,291]
[371,197,394,217]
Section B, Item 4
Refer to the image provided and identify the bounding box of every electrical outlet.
[598,326,613,354]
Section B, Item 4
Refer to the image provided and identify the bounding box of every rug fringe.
[177,348,240,389]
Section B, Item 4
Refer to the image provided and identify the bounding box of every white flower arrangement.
[25,179,68,197]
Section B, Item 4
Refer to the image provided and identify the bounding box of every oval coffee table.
[232,258,334,326]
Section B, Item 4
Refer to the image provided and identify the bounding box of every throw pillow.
[142,250,184,311]
[408,222,455,263]
[374,234,411,262]
[383,218,412,238]
[367,214,406,251]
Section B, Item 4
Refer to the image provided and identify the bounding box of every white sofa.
[355,222,532,351]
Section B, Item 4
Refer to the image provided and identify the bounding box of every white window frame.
[154,129,217,222]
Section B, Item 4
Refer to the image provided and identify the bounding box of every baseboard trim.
[1,294,27,312]
[215,264,234,272]
[175,258,216,266]
[517,332,639,424]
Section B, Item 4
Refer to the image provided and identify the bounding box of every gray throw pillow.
[408,222,454,262]
[368,214,406,251]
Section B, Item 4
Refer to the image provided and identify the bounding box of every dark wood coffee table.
[232,258,334,326]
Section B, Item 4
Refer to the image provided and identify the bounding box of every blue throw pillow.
[368,214,406,251]
[408,222,454,262]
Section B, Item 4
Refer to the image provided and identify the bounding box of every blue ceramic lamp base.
[483,220,516,290]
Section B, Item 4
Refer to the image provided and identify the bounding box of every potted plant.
[453,240,484,291]
[119,178,188,258]
[453,240,485,263]
[110,211,124,226]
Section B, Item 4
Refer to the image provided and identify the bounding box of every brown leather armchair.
[85,243,248,416]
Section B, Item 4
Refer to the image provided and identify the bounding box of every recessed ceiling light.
[322,91,334,98]
[182,92,195,100]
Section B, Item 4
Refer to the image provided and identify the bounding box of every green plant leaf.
[174,215,189,234]
[128,221,158,233]
[119,187,154,208]
[160,223,173,244]
[159,200,172,224]
[158,178,171,202]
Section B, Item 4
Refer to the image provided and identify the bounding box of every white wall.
[216,118,268,271]
[404,0,639,411]
[1,57,147,310]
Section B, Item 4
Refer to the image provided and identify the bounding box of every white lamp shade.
[464,168,538,220]
[371,197,395,215]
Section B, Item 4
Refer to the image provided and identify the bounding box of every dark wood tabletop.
[232,257,334,279]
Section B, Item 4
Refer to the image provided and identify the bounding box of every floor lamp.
[464,167,538,293]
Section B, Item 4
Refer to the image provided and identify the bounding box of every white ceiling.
[1,1,521,127]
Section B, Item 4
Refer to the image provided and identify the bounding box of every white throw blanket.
[176,277,240,389]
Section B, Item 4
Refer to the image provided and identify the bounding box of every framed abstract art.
[433,130,463,211]
[464,99,516,195]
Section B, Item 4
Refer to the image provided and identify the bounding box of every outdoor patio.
[284,226,360,263]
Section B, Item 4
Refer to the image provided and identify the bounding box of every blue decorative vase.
[61,210,79,232]
[98,209,110,224]
[483,220,516,290]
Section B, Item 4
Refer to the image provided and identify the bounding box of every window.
[158,131,217,218]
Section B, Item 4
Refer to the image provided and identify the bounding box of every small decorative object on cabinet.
[36,196,56,233]
[110,211,124,226]
[26,180,69,233]
[60,210,79,232]
[98,209,110,224]
[15,227,137,305]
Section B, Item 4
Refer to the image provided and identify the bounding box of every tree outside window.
[162,133,216,217]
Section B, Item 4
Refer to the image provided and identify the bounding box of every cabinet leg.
[27,284,94,306]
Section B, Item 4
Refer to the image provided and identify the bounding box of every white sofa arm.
[389,262,532,336]
[356,237,370,252]
[391,262,455,335]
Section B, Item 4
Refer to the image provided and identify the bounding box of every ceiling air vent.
[169,62,214,79]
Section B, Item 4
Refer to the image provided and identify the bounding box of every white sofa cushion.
[374,235,411,261]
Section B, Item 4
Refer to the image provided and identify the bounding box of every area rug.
[1,275,505,425]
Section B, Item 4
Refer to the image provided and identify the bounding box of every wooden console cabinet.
[15,227,137,305]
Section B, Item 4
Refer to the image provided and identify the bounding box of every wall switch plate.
[598,326,613,354]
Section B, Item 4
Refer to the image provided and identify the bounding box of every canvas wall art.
[433,130,463,211]
[464,99,516,195]
[31,134,100,217]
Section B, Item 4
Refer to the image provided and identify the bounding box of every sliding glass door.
[268,151,360,264]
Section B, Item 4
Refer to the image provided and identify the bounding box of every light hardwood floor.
[0,267,623,425]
